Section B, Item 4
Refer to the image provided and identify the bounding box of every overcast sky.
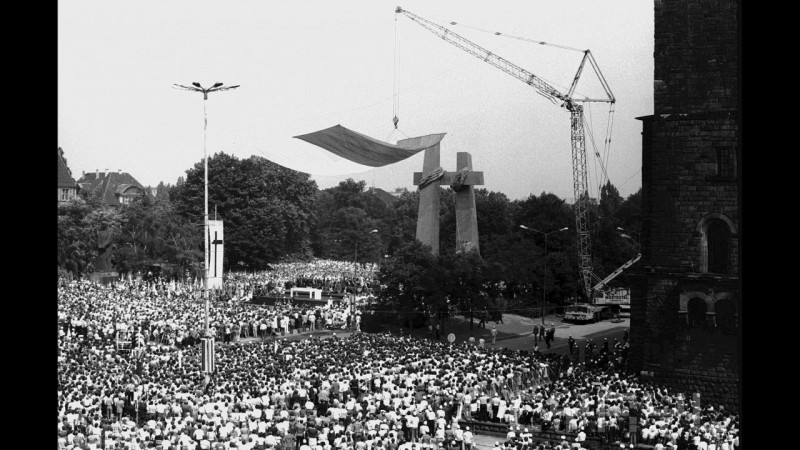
[58,0,653,202]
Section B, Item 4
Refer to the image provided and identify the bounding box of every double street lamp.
[520,225,569,324]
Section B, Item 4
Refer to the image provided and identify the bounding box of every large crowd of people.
[222,260,380,299]
[58,260,739,450]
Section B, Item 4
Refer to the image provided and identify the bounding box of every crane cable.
[392,13,400,130]
[582,104,615,196]
[386,13,411,142]
[447,21,586,53]
[449,16,617,192]
[449,16,618,189]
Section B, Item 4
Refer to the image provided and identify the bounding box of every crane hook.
[393,116,399,129]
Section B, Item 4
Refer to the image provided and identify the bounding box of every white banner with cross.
[207,220,224,290]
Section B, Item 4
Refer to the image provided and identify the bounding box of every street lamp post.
[174,82,239,375]
[520,225,569,324]
[174,82,239,339]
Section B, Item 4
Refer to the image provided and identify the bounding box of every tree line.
[58,151,641,307]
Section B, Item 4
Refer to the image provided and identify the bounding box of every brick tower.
[630,0,740,411]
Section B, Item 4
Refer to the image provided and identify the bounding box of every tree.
[599,181,623,222]
[171,153,318,270]
[440,249,488,329]
[154,181,172,204]
[113,197,201,278]
[327,207,381,264]
[329,178,368,210]
[384,190,419,256]
[376,240,446,330]
[311,179,392,261]
[57,199,97,277]
[616,188,642,232]
[475,189,513,245]
[310,190,339,258]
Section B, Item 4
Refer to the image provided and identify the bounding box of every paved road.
[491,313,629,357]
[230,312,629,362]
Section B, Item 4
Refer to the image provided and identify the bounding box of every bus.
[563,304,616,323]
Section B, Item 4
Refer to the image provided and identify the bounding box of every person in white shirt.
[462,427,473,450]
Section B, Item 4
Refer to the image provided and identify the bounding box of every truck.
[563,304,616,323]
[594,287,632,313]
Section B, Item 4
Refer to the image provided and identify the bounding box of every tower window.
[706,220,731,274]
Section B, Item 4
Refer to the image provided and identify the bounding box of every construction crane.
[592,253,641,294]
[395,6,616,301]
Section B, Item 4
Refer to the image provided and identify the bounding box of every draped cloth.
[293,124,446,167]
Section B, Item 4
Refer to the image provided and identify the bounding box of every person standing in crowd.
[532,323,539,344]
[491,326,498,345]
[463,426,473,450]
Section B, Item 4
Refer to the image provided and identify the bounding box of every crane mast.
[396,6,615,301]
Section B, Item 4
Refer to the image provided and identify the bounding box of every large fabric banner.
[293,125,446,167]
[207,220,224,289]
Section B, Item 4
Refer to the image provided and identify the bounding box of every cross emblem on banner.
[212,232,223,278]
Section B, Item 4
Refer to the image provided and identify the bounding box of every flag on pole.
[201,337,215,374]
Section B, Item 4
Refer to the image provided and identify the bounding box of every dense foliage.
[58,152,640,312]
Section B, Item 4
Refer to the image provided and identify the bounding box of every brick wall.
[653,0,738,114]
[631,0,740,412]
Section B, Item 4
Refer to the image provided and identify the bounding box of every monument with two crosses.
[401,135,484,256]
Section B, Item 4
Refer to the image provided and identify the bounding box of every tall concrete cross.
[411,150,484,255]
[400,135,443,255]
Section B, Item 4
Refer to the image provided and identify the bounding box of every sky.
[58,0,653,202]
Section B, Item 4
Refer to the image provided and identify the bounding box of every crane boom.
[395,7,570,106]
[396,6,615,300]
[592,253,641,292]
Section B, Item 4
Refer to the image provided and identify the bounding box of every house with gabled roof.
[58,147,80,204]
[76,168,149,207]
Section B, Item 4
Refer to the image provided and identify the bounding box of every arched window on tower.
[706,220,731,274]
